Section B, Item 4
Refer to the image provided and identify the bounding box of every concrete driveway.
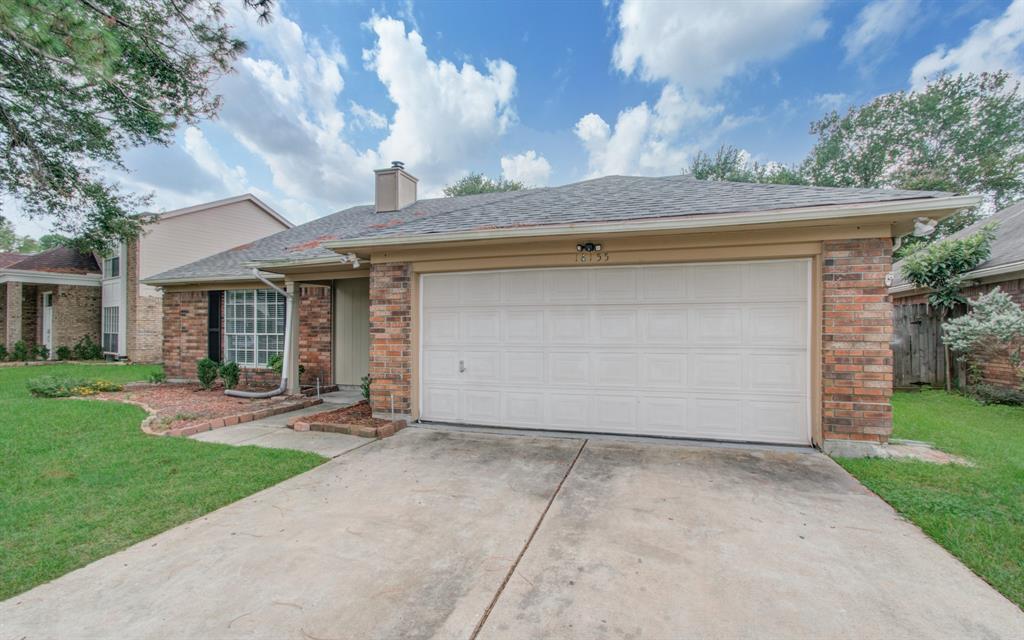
[3,429,1022,639]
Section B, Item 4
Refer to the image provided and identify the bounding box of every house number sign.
[576,242,609,263]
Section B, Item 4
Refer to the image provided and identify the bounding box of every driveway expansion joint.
[469,438,589,640]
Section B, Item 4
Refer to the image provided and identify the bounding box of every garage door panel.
[691,307,743,344]
[546,310,589,343]
[594,309,638,342]
[641,353,688,387]
[745,305,807,345]
[549,352,589,385]
[502,392,545,426]
[643,309,688,343]
[505,351,545,383]
[640,266,688,301]
[460,272,502,305]
[424,311,459,344]
[691,353,743,391]
[421,261,810,445]
[545,270,590,302]
[691,264,744,299]
[592,352,639,386]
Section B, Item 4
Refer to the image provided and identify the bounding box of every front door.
[41,292,54,358]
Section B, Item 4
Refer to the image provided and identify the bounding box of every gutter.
[142,273,284,287]
[224,269,294,399]
[323,195,979,251]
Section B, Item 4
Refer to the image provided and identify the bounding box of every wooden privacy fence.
[892,303,966,389]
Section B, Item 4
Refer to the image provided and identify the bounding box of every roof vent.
[374,162,418,213]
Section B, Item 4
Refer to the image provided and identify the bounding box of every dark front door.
[208,290,223,362]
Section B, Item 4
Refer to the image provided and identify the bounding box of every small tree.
[900,225,997,390]
[443,173,524,197]
[943,288,1024,389]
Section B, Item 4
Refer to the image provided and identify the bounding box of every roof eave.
[142,273,283,287]
[323,194,979,252]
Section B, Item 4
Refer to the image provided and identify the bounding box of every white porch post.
[286,280,301,394]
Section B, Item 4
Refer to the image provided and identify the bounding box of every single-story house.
[890,200,1024,389]
[1,246,102,354]
[145,163,976,451]
[100,194,292,362]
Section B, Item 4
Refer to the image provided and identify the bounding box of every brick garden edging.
[137,397,323,437]
[288,412,407,439]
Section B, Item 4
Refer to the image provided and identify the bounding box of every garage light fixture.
[576,242,602,252]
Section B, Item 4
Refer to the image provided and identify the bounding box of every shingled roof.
[0,246,100,275]
[146,174,953,284]
[892,199,1024,290]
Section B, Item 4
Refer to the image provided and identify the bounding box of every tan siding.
[334,278,370,385]
[137,200,288,297]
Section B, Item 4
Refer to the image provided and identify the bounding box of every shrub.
[26,376,123,398]
[219,361,240,390]
[966,383,1024,406]
[12,341,29,361]
[196,358,219,390]
[71,335,103,360]
[55,346,71,360]
[0,344,7,361]
[943,288,1024,387]
[33,345,49,360]
[267,354,304,376]
[148,370,167,384]
[360,374,372,402]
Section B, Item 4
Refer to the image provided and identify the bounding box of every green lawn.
[0,364,325,600]
[837,391,1024,609]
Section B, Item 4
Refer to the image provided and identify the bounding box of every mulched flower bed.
[290,401,405,439]
[97,383,313,433]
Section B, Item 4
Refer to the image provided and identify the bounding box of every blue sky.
[13,0,1024,234]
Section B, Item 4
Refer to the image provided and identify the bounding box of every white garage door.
[420,260,811,445]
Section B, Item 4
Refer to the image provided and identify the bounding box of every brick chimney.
[374,161,418,213]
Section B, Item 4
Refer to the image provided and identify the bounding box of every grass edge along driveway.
[837,390,1024,610]
[0,364,325,600]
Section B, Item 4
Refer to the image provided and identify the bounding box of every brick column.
[5,280,22,348]
[297,284,333,387]
[822,238,894,443]
[162,291,208,380]
[368,263,412,417]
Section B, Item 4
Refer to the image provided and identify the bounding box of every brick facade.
[162,286,333,387]
[822,238,894,443]
[895,277,1023,389]
[1,282,100,353]
[368,263,412,417]
[126,240,165,364]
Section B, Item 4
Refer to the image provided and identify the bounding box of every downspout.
[225,269,294,399]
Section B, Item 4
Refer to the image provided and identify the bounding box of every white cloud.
[843,0,920,64]
[910,0,1024,89]
[365,16,517,188]
[813,92,850,112]
[349,102,388,130]
[574,86,720,177]
[182,128,249,194]
[500,150,551,186]
[612,0,828,91]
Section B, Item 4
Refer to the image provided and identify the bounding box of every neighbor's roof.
[0,252,25,268]
[891,199,1024,292]
[150,193,294,229]
[0,246,100,275]
[146,174,954,284]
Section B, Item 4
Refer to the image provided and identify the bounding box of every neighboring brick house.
[100,194,292,362]
[890,200,1024,390]
[1,247,102,355]
[146,163,976,453]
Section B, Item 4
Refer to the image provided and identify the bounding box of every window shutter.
[208,291,223,362]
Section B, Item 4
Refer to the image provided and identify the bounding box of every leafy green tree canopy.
[443,173,525,197]
[687,145,806,185]
[0,0,274,252]
[900,224,998,312]
[0,217,36,252]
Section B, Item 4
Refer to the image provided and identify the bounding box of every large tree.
[803,72,1023,252]
[0,217,36,252]
[687,145,806,185]
[443,173,525,197]
[0,0,272,252]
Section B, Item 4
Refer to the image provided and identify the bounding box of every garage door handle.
[459,360,466,373]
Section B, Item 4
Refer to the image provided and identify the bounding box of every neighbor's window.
[103,255,120,278]
[102,306,119,353]
[224,289,285,367]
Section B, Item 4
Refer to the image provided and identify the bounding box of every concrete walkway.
[190,388,365,457]
[2,429,1022,639]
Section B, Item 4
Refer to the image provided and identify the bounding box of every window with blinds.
[224,289,285,367]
